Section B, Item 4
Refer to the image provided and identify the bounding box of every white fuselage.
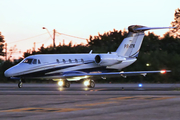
[4,53,136,81]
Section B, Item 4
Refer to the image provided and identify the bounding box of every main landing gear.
[84,80,95,88]
[58,80,70,88]
[63,80,70,88]
[58,79,95,88]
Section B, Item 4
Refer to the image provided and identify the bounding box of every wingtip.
[160,70,171,74]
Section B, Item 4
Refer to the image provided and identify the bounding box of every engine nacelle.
[95,54,126,66]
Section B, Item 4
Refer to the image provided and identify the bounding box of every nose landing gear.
[18,80,23,88]
[18,79,25,88]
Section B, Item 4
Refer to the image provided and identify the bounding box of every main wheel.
[63,81,70,88]
[88,80,95,88]
[18,81,23,88]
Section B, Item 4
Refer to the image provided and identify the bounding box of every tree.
[170,8,180,38]
[0,32,5,56]
[87,29,127,53]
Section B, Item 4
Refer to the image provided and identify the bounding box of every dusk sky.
[0,0,179,58]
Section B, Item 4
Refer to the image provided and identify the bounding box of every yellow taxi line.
[0,108,86,113]
[1,97,176,113]
[77,101,117,106]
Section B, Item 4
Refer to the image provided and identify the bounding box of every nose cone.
[4,68,13,77]
[4,64,29,77]
[4,65,19,77]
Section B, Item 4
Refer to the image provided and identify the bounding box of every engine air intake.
[95,55,101,64]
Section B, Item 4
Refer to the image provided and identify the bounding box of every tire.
[18,82,23,88]
[64,81,70,88]
[88,80,95,88]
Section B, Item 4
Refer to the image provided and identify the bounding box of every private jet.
[4,25,174,88]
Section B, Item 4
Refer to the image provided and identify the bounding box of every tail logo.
[124,44,135,48]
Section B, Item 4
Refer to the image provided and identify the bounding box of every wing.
[62,70,171,79]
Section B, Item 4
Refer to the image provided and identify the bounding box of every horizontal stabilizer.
[128,25,176,33]
[134,27,176,31]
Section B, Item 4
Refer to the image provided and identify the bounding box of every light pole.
[42,27,56,48]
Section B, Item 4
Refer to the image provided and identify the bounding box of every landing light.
[58,80,64,86]
[84,80,90,86]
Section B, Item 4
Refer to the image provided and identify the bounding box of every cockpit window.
[23,59,33,64]
[32,59,37,64]
[56,59,59,63]
[38,59,41,64]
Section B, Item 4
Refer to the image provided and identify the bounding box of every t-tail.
[116,25,176,58]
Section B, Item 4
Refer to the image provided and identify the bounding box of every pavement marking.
[77,101,117,106]
[0,108,86,113]
[90,89,107,91]
[0,97,176,113]
[151,97,175,100]
[77,96,176,107]
[108,96,176,101]
[108,96,138,100]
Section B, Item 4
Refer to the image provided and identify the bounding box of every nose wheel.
[18,81,23,88]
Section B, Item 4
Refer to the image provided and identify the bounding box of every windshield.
[23,59,33,64]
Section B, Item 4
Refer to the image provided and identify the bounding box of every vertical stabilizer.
[116,32,144,57]
[116,25,175,58]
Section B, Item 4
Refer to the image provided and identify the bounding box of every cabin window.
[75,59,78,63]
[69,59,72,63]
[56,59,60,63]
[32,59,37,64]
[23,59,33,64]
[63,59,66,63]
[38,59,41,64]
